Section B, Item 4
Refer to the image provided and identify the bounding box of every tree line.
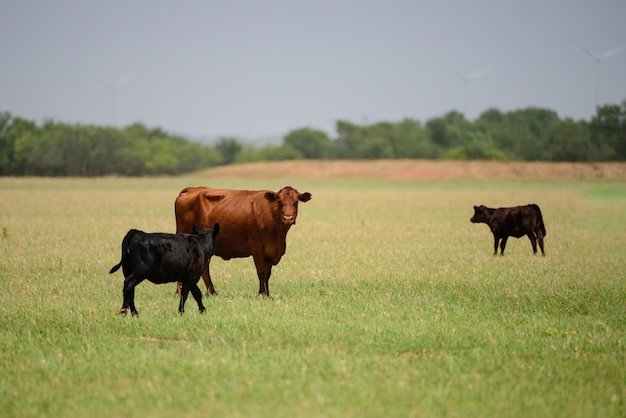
[1,100,625,176]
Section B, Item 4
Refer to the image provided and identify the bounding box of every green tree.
[543,119,592,161]
[1,115,37,175]
[0,112,13,174]
[334,120,396,159]
[144,138,180,175]
[506,108,560,160]
[215,137,243,165]
[284,127,332,159]
[118,136,151,175]
[388,118,437,158]
[475,108,512,159]
[178,142,221,173]
[590,101,626,160]
[425,111,469,150]
[354,135,394,159]
[447,131,506,160]
[334,120,362,158]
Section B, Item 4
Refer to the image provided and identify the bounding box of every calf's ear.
[299,192,312,202]
[265,191,278,202]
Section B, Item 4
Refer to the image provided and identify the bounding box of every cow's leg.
[189,282,206,314]
[201,260,217,296]
[499,236,509,255]
[527,233,538,255]
[253,255,272,297]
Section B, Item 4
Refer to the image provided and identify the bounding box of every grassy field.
[1,161,625,417]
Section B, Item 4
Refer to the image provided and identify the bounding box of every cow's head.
[265,186,312,225]
[470,205,488,224]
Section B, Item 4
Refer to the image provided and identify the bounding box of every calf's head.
[194,222,221,250]
[265,186,312,225]
[470,205,489,224]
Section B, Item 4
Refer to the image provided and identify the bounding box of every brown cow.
[470,204,546,256]
[175,186,312,296]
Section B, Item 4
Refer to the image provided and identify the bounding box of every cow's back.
[175,187,275,259]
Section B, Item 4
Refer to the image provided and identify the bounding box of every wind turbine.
[452,65,494,118]
[89,70,135,126]
[576,42,625,107]
[108,71,135,126]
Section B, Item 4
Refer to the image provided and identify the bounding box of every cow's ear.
[265,191,278,202]
[299,192,312,202]
[473,205,478,210]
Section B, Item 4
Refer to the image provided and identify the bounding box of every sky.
[1,1,625,142]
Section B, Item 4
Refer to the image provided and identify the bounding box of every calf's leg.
[178,284,190,314]
[499,236,509,255]
[120,277,132,315]
[536,230,545,256]
[176,265,216,296]
[527,232,538,255]
[122,275,142,317]
[189,282,206,314]
[492,235,500,255]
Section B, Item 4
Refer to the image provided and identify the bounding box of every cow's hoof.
[131,311,139,317]
[119,308,128,316]
[199,308,206,314]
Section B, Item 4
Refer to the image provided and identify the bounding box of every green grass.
[1,176,625,417]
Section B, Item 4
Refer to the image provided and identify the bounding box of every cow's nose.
[283,215,295,224]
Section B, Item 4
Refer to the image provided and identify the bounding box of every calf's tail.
[532,204,546,237]
[109,262,122,274]
[109,229,139,275]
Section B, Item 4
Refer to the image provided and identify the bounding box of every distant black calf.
[109,223,220,316]
[470,204,546,256]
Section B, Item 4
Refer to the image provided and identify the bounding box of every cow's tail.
[109,229,139,274]
[532,204,546,237]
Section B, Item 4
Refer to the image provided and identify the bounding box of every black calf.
[109,223,219,316]
[471,204,546,255]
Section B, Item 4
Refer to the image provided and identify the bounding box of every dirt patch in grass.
[201,160,626,180]
[139,336,186,344]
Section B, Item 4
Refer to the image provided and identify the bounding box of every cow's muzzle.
[282,216,296,225]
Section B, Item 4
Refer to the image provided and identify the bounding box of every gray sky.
[1,1,625,141]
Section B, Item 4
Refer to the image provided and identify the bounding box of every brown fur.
[175,186,311,296]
